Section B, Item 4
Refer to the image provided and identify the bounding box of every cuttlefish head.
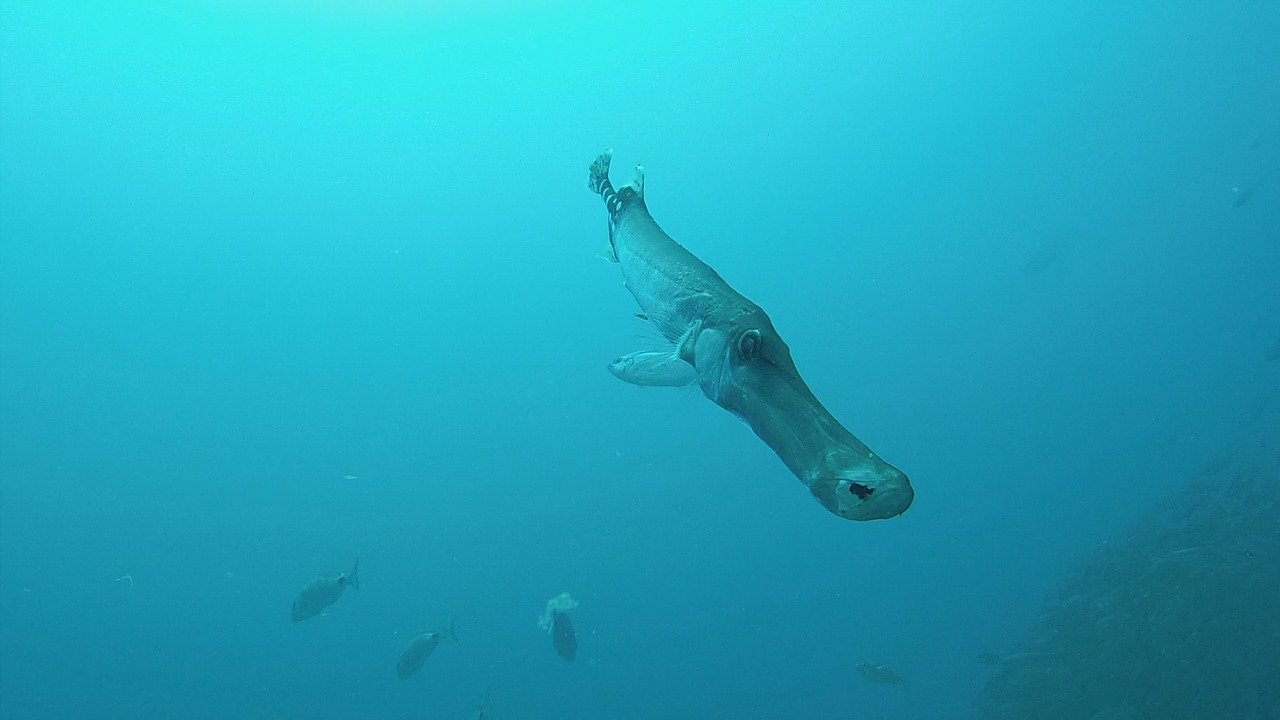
[691,305,914,521]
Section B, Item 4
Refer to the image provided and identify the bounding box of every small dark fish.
[855,661,903,684]
[551,610,577,663]
[290,558,360,622]
[396,619,459,680]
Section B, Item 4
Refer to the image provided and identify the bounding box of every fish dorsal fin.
[613,165,647,209]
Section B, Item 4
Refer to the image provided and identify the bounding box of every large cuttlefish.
[588,150,913,521]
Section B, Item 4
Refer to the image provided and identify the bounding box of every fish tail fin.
[588,149,624,218]
[446,617,460,646]
[587,148,615,199]
[347,557,360,591]
[587,149,646,218]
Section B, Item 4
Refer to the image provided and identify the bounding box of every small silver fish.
[396,618,459,680]
[608,349,698,387]
[855,661,904,684]
[290,558,360,623]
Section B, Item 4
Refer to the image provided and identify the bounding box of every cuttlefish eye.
[738,329,762,360]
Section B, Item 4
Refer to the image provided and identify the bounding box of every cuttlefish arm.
[587,150,913,521]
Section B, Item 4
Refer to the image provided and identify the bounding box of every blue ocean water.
[1,2,1277,719]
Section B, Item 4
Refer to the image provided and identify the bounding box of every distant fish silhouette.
[290,557,360,622]
[396,619,458,680]
[1233,186,1256,208]
[855,661,903,684]
[537,592,579,662]
[551,610,577,662]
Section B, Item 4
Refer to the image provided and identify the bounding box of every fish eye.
[738,329,762,360]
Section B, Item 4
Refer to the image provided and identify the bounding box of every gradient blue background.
[2,2,1277,718]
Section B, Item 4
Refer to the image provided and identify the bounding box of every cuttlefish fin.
[608,348,697,387]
